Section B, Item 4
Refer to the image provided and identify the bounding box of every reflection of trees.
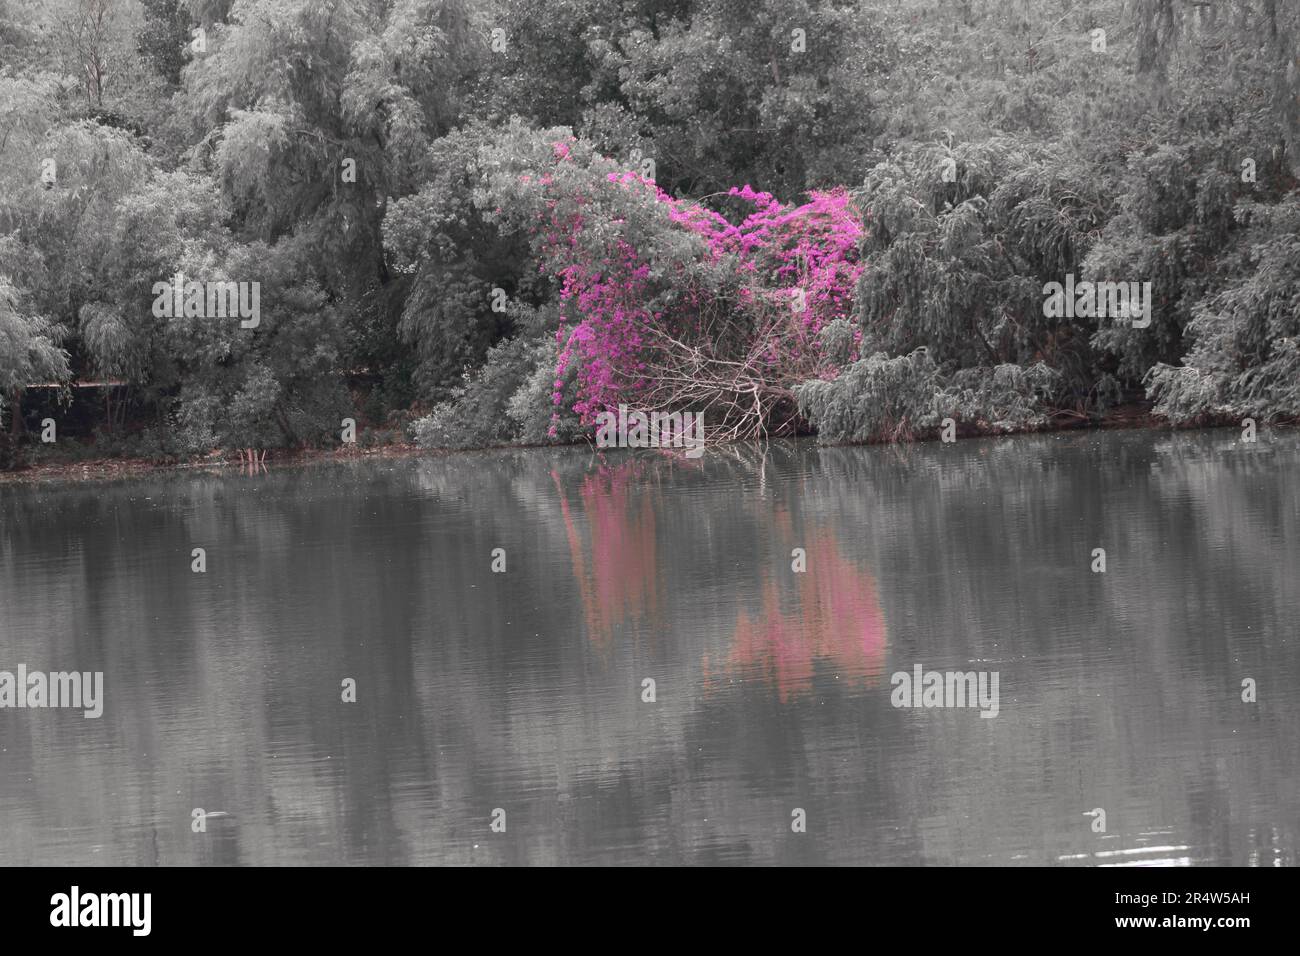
[552,462,659,651]
[549,453,888,698]
[0,431,1296,865]
[722,525,887,701]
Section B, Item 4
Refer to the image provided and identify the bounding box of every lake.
[1,430,1296,865]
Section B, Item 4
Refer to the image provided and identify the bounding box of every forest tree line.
[1,0,1298,468]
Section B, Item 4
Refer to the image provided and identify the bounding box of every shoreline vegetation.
[3,2,1300,480]
[0,402,1265,486]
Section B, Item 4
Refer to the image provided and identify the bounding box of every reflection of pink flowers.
[724,528,887,701]
[537,142,865,430]
[552,464,658,650]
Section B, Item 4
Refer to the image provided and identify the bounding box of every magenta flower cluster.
[533,143,865,435]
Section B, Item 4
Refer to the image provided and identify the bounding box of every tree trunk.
[9,387,24,437]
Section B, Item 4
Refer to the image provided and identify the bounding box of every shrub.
[796,350,1062,444]
[795,349,946,443]
[409,331,580,449]
[1145,197,1300,425]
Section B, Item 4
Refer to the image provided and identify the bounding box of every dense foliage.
[1,0,1297,465]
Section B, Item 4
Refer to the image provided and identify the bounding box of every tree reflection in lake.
[0,431,1295,865]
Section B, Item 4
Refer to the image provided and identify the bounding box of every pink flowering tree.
[474,125,866,441]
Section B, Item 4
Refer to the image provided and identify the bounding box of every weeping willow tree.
[183,0,484,287]
[793,137,1098,443]
[1126,0,1300,424]
[1145,193,1300,424]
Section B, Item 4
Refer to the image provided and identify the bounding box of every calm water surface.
[1,430,1296,865]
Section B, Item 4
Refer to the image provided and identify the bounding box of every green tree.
[137,0,191,85]
[0,275,70,443]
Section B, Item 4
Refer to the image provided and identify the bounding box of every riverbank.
[0,441,439,486]
[0,403,1259,486]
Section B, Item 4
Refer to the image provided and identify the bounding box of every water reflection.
[718,524,887,701]
[553,462,660,652]
[0,430,1296,865]
[553,459,888,697]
